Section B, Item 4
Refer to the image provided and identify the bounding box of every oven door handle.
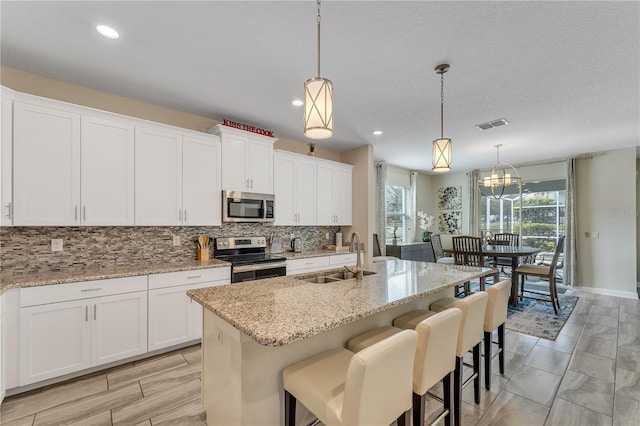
[233,261,287,273]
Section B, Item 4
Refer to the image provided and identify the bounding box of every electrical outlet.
[51,239,63,252]
[173,236,180,246]
[325,232,329,239]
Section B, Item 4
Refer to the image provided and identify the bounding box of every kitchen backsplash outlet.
[0,224,340,274]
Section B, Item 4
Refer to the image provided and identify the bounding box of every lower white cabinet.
[329,253,358,268]
[19,277,147,386]
[1,292,5,403]
[148,268,230,352]
[286,256,331,275]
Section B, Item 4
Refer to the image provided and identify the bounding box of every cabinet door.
[274,154,295,225]
[91,291,147,366]
[148,286,194,351]
[1,92,12,226]
[221,133,248,191]
[182,136,222,226]
[247,140,273,193]
[135,127,182,225]
[81,116,134,225]
[333,167,352,225]
[19,300,90,385]
[316,164,334,225]
[13,102,81,225]
[295,159,317,225]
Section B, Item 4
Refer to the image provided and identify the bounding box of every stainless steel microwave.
[222,190,275,223]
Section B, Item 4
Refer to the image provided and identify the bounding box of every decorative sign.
[222,119,274,137]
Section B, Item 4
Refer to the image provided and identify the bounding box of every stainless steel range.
[214,236,287,283]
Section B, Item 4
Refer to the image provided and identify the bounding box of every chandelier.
[432,64,452,172]
[304,0,333,139]
[481,144,521,199]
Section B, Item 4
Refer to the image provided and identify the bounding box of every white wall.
[576,147,636,295]
[415,172,436,241]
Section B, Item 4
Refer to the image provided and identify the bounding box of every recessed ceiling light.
[292,99,304,106]
[372,130,383,136]
[96,25,119,39]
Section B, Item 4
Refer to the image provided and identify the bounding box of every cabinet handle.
[184,209,188,223]
[187,275,202,279]
[178,209,182,221]
[85,305,88,322]
[81,288,102,292]
[251,179,254,189]
[83,206,86,221]
[246,178,250,188]
[5,202,11,219]
[75,205,78,221]
[94,304,97,321]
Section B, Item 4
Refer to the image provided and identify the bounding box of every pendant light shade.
[304,77,333,139]
[479,144,522,199]
[304,0,333,139]
[432,64,452,172]
[432,138,452,172]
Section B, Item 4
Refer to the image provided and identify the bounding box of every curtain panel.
[564,158,580,286]
[468,170,480,238]
[376,163,388,256]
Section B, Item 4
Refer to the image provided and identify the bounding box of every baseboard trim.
[573,286,639,300]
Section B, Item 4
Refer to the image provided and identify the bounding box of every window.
[386,184,410,243]
[480,179,566,253]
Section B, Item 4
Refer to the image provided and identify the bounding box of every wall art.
[438,186,462,210]
[438,211,462,235]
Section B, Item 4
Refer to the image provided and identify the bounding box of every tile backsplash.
[0,224,340,274]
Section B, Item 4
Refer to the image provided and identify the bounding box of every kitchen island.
[188,259,492,425]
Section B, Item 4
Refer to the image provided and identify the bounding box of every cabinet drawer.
[148,267,230,289]
[286,256,330,273]
[329,253,357,267]
[20,276,148,307]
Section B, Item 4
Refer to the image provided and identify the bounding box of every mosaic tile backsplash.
[0,224,340,274]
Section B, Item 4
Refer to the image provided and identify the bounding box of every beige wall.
[576,147,637,295]
[340,145,375,264]
[0,66,341,162]
[415,172,436,241]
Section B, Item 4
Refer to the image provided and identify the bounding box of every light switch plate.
[592,231,599,239]
[173,236,180,246]
[51,239,63,252]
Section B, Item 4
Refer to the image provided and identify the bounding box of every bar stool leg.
[473,344,481,404]
[454,356,463,426]
[397,409,411,426]
[443,371,453,426]
[498,324,505,374]
[284,390,296,426]
[484,331,492,390]
[412,392,424,426]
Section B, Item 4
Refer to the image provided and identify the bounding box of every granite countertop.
[0,259,231,293]
[188,260,491,347]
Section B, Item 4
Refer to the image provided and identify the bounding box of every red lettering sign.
[222,119,274,138]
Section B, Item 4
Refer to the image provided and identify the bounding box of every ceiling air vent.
[476,118,509,130]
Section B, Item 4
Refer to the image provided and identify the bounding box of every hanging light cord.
[316,0,321,78]
[440,71,445,139]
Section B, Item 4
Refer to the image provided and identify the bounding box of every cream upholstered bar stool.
[428,292,488,426]
[283,330,418,426]
[347,309,463,426]
[483,279,511,390]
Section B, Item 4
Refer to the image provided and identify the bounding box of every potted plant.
[417,211,434,242]
[308,142,316,157]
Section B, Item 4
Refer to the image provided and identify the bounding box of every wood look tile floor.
[1,288,639,426]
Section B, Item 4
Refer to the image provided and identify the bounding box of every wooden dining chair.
[452,236,499,295]
[514,236,565,314]
[492,233,520,276]
[431,234,454,264]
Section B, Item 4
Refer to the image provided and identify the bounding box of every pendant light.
[480,144,522,199]
[304,0,333,139]
[432,64,452,173]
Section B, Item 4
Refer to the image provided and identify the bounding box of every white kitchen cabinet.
[1,88,13,226]
[19,277,147,386]
[80,116,135,225]
[148,268,230,351]
[286,256,331,275]
[329,253,358,268]
[13,101,81,225]
[209,124,276,194]
[317,162,353,226]
[182,136,222,226]
[274,151,317,225]
[136,127,221,226]
[1,292,5,403]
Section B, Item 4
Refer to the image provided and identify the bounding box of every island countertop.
[188,259,491,347]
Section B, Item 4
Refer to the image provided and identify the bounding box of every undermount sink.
[300,269,376,283]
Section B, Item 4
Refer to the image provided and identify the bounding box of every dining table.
[482,245,541,306]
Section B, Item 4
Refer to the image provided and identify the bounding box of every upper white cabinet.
[317,161,353,226]
[81,116,135,226]
[13,101,81,226]
[209,124,276,194]
[1,88,13,227]
[274,150,317,226]
[135,127,221,226]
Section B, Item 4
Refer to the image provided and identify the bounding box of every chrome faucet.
[345,231,363,280]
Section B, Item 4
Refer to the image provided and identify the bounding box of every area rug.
[506,295,578,340]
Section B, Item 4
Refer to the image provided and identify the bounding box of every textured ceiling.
[1,1,638,173]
